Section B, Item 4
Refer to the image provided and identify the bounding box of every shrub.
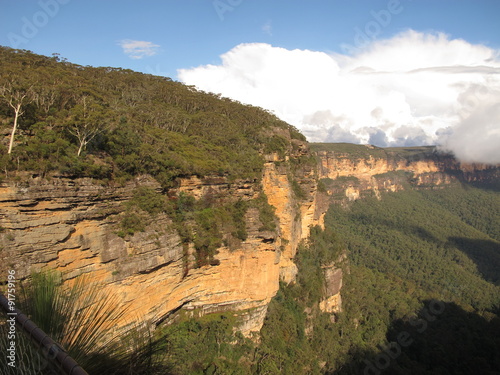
[120,212,145,235]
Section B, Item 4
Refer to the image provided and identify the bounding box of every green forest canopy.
[0,46,304,186]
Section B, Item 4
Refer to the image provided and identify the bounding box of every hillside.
[0,46,304,185]
[323,186,500,374]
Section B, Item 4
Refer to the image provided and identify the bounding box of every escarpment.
[1,141,496,337]
[0,136,326,336]
[312,143,499,204]
[2,48,499,345]
[261,141,323,283]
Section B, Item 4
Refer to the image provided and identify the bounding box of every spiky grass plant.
[16,271,171,375]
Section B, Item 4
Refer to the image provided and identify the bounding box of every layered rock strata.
[0,142,323,336]
[315,146,499,203]
[3,144,495,336]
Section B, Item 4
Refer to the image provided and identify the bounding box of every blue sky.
[1,0,499,78]
[1,0,500,162]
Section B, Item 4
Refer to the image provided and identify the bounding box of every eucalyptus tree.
[68,94,109,156]
[0,79,36,154]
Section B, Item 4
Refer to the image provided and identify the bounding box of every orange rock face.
[0,148,321,336]
[316,147,499,202]
[3,144,494,337]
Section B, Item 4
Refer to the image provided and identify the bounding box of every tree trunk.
[77,140,85,156]
[7,103,22,154]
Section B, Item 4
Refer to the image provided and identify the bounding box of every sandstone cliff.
[313,144,499,204]
[2,142,496,337]
[0,138,325,336]
[319,253,346,317]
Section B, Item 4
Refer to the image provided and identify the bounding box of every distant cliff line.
[311,143,499,204]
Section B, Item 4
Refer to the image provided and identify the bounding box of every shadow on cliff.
[447,237,500,286]
[331,300,500,375]
[453,176,500,193]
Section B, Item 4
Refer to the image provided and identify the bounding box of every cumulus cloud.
[178,30,500,164]
[439,86,500,163]
[118,39,160,59]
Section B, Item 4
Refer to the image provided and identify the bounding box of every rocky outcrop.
[261,142,323,283]
[0,173,285,336]
[315,145,499,203]
[319,253,346,317]
[0,139,323,336]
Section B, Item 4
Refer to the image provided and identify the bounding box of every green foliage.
[419,186,500,241]
[193,208,222,266]
[263,135,289,157]
[8,271,170,375]
[251,192,277,232]
[231,199,249,241]
[318,184,500,373]
[317,180,326,194]
[0,47,300,185]
[160,312,253,374]
[127,186,167,215]
[290,176,306,200]
[118,186,167,236]
[317,178,334,193]
[327,186,500,311]
[295,226,343,305]
[253,225,347,373]
[120,211,146,236]
[190,197,250,266]
[333,176,360,183]
[256,287,319,374]
[289,126,307,141]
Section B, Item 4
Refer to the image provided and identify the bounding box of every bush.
[120,212,145,235]
[251,193,277,232]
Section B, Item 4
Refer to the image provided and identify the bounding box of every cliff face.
[315,146,499,203]
[2,143,495,337]
[0,139,324,336]
[261,143,322,283]
[0,175,277,335]
[319,253,346,317]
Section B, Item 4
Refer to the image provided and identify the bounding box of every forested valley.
[132,184,500,374]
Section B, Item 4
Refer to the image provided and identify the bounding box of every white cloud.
[118,39,160,59]
[178,30,500,164]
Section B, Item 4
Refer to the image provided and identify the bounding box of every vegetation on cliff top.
[0,46,304,186]
[310,142,440,162]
